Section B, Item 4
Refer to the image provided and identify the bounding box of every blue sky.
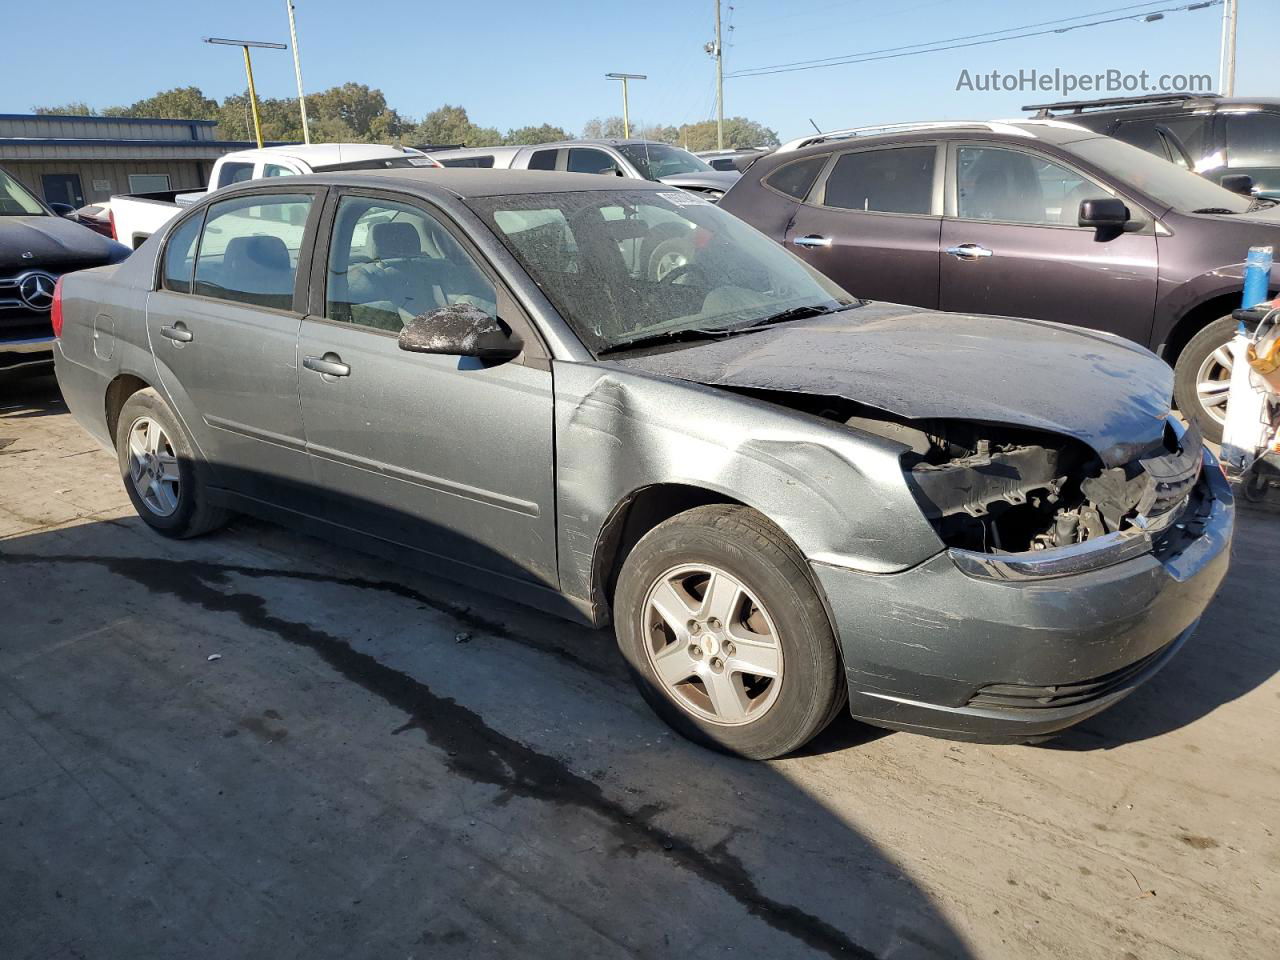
[4,0,1276,141]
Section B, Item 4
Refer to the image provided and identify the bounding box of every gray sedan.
[52,169,1232,758]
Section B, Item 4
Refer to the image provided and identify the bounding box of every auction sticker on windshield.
[658,191,712,207]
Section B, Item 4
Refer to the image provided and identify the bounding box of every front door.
[296,191,558,587]
[41,173,84,208]
[784,143,943,307]
[938,143,1159,345]
[146,190,323,501]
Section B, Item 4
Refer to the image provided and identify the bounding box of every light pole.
[605,73,646,139]
[285,1,311,144]
[204,37,287,148]
[1219,0,1238,96]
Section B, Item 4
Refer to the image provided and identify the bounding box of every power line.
[727,0,1220,79]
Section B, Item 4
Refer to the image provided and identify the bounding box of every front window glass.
[326,196,496,331]
[823,147,934,214]
[1064,135,1251,213]
[0,169,46,216]
[615,143,712,180]
[956,146,1112,224]
[567,149,619,175]
[469,189,851,354]
[193,193,313,309]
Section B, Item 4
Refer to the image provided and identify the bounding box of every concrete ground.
[1,374,1277,960]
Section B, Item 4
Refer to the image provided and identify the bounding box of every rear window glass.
[765,155,828,200]
[822,146,935,214]
[216,161,255,188]
[193,193,313,309]
[528,149,558,171]
[438,155,495,168]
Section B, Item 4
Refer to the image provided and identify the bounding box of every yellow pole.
[242,45,264,148]
[621,76,630,139]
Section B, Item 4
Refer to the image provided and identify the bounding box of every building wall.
[0,114,217,141]
[6,159,212,206]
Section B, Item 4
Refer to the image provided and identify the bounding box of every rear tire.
[115,388,230,538]
[614,504,846,759]
[1173,315,1239,444]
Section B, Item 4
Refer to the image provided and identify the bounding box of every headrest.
[371,221,422,260]
[224,235,290,273]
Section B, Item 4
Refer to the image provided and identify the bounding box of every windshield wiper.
[729,300,864,332]
[1191,207,1239,214]
[1248,196,1279,212]
[596,326,737,356]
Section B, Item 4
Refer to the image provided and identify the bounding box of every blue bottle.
[1242,245,1273,308]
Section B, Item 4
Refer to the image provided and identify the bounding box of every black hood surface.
[0,215,125,273]
[603,302,1174,467]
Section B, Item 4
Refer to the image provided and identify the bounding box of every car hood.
[602,302,1173,467]
[657,170,741,192]
[0,214,127,273]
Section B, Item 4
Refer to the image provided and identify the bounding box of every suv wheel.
[614,505,846,759]
[116,388,230,538]
[1173,315,1239,443]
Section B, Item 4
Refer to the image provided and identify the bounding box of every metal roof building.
[0,113,268,208]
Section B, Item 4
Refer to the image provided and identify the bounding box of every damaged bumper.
[812,449,1234,743]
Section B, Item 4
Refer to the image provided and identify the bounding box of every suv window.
[438,155,495,168]
[528,149,558,171]
[956,146,1107,225]
[1112,119,1177,163]
[822,146,934,214]
[1226,112,1280,169]
[161,213,203,293]
[1113,116,1206,169]
[192,193,313,309]
[765,155,828,200]
[263,163,296,177]
[568,148,619,175]
[326,196,497,332]
[216,161,255,188]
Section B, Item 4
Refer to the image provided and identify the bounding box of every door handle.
[160,323,193,343]
[303,354,351,378]
[791,234,832,248]
[945,243,994,261]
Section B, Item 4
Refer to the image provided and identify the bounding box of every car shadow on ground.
[0,374,64,420]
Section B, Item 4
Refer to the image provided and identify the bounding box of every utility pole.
[285,1,311,144]
[1219,0,1238,96]
[205,38,287,149]
[606,73,646,139]
[714,0,724,149]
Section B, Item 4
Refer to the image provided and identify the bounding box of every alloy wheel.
[126,416,181,517]
[1195,343,1234,428]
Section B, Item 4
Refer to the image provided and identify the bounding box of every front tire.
[1174,315,1239,443]
[116,388,230,538]
[614,505,846,759]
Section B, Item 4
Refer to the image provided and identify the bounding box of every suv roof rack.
[777,120,1036,153]
[1022,93,1220,118]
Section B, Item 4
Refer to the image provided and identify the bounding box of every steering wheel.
[659,262,701,285]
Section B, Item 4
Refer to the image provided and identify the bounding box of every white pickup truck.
[109,143,434,249]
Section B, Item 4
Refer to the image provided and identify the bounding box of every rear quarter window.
[763,155,829,200]
[527,149,559,171]
[161,213,203,294]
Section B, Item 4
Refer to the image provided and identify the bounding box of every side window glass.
[568,149,618,175]
[1113,119,1170,160]
[193,193,313,309]
[528,149,558,171]
[764,155,828,200]
[1226,113,1280,169]
[216,161,255,188]
[263,163,296,177]
[161,212,203,293]
[823,146,934,214]
[955,146,1109,225]
[1160,115,1208,164]
[326,196,498,332]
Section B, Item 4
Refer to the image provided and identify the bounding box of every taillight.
[109,207,117,241]
[50,277,64,338]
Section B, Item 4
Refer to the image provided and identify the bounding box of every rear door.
[146,189,323,501]
[937,142,1158,344]
[295,189,558,587]
[783,143,943,306]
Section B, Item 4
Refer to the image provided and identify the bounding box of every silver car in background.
[52,169,1231,758]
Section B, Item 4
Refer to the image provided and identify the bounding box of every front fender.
[552,362,941,604]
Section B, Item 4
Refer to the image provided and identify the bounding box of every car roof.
[272,167,674,198]
[221,143,413,166]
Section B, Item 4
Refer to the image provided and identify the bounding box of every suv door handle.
[160,323,193,343]
[945,243,994,260]
[303,354,351,378]
[791,234,832,248]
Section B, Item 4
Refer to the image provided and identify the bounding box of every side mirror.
[1078,197,1131,230]
[1221,173,1255,196]
[398,303,521,360]
[48,202,76,217]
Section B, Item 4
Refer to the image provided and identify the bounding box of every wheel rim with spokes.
[1195,342,1234,427]
[653,250,689,282]
[127,416,181,517]
[641,563,783,726]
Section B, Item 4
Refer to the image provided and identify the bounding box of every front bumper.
[0,334,55,377]
[812,452,1234,743]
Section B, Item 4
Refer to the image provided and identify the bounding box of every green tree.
[32,102,94,116]
[636,123,679,144]
[581,116,627,139]
[504,123,573,145]
[110,86,219,121]
[675,117,779,151]
[410,105,501,147]
[307,83,405,142]
[216,92,305,143]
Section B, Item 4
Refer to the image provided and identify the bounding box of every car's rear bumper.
[812,452,1234,743]
[0,334,55,377]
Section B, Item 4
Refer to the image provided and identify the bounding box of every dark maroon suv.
[719,119,1280,441]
